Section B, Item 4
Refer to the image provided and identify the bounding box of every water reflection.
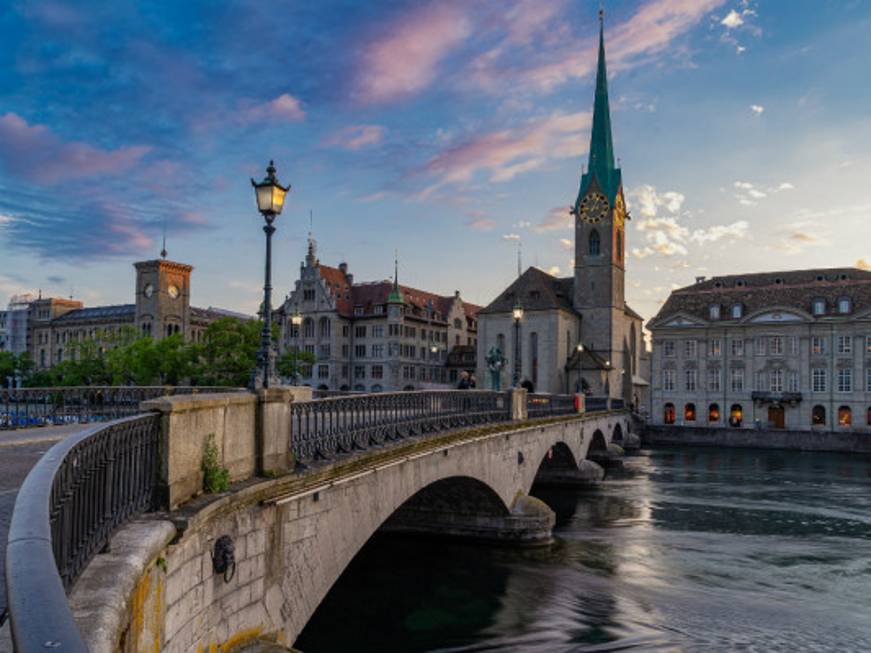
[295,448,871,652]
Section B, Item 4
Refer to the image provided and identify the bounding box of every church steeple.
[576,9,621,206]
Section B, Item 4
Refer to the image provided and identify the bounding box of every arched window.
[812,298,826,316]
[319,316,331,338]
[616,231,622,260]
[709,304,721,320]
[838,406,852,426]
[353,383,365,392]
[812,404,826,426]
[371,384,383,393]
[663,403,676,424]
[708,403,720,422]
[731,304,743,319]
[497,333,505,355]
[684,403,696,422]
[589,230,600,256]
[303,317,315,338]
[729,404,743,427]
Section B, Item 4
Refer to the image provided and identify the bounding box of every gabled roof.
[479,267,575,315]
[313,264,481,322]
[651,267,871,326]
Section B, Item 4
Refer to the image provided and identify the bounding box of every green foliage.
[276,348,317,380]
[190,317,262,387]
[202,433,230,493]
[1,352,36,387]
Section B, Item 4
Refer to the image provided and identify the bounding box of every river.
[295,447,871,652]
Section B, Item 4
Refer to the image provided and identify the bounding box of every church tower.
[573,10,627,374]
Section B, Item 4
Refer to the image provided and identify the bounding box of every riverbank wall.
[642,425,871,454]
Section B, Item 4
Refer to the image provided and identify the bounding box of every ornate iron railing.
[5,413,161,652]
[0,385,242,430]
[291,390,510,462]
[527,393,577,418]
[312,388,364,399]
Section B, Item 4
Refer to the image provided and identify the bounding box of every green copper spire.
[576,8,621,206]
[388,252,404,304]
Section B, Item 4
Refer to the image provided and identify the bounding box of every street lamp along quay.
[251,160,291,390]
[512,301,524,388]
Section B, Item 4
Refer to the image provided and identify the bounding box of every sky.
[0,0,870,321]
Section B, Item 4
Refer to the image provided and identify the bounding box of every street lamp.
[290,310,303,386]
[251,160,291,389]
[512,301,524,387]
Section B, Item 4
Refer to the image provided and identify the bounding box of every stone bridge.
[6,389,633,653]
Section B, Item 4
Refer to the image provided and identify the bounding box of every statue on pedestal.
[485,346,507,391]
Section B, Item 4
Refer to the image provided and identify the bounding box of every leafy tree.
[189,317,261,387]
[277,348,316,381]
[0,351,16,387]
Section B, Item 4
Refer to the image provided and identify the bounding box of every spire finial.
[160,220,167,259]
[394,249,399,290]
[599,0,604,25]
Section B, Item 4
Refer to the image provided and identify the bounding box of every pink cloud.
[535,206,574,232]
[244,93,306,123]
[355,3,471,104]
[466,217,497,231]
[420,111,590,195]
[0,112,150,184]
[468,0,725,93]
[325,124,385,150]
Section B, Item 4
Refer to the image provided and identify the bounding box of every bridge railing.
[527,393,577,418]
[0,385,244,430]
[5,412,162,652]
[290,390,511,463]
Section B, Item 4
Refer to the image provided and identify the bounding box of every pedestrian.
[521,378,534,393]
[457,370,470,390]
[469,374,477,389]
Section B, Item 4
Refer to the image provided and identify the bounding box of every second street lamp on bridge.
[512,302,524,388]
[251,160,291,390]
[290,310,303,385]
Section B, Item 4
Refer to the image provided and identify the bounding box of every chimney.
[339,262,348,275]
[346,274,354,286]
[695,276,706,284]
[454,290,460,298]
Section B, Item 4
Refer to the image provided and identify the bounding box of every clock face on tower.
[579,192,609,224]
[168,285,179,299]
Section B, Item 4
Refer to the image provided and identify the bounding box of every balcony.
[751,391,802,405]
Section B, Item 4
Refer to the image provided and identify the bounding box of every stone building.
[25,255,239,370]
[476,16,645,401]
[277,241,480,392]
[647,267,871,432]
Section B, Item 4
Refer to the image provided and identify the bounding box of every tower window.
[616,231,622,260]
[588,230,600,256]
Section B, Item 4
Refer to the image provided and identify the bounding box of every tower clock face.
[579,192,609,224]
[143,283,154,298]
[168,285,179,299]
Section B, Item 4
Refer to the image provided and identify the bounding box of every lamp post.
[512,302,524,387]
[576,343,584,394]
[251,160,291,390]
[290,310,303,386]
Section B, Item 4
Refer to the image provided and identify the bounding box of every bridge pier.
[588,442,625,469]
[534,458,605,487]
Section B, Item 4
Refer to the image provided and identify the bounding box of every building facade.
[648,268,871,432]
[19,256,238,370]
[277,242,480,392]
[476,17,645,402]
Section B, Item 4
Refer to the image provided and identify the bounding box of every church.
[476,14,646,405]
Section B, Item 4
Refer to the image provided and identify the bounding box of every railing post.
[509,388,528,421]
[575,393,585,414]
[258,386,310,475]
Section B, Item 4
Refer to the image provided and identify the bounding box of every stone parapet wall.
[643,424,871,453]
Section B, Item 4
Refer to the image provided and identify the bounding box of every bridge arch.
[589,429,607,454]
[612,422,624,443]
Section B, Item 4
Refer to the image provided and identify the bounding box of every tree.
[189,317,261,387]
[0,351,16,387]
[277,348,316,381]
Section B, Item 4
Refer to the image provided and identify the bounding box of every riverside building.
[277,240,480,392]
[647,267,871,432]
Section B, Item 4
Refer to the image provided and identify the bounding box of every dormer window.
[731,304,743,319]
[838,297,851,314]
[812,299,826,316]
[374,305,384,315]
[709,304,721,320]
[354,306,364,316]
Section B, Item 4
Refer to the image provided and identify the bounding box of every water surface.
[296,447,871,652]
